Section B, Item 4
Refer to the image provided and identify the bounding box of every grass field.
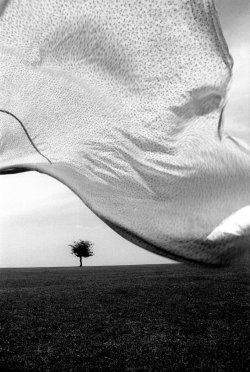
[0,264,249,371]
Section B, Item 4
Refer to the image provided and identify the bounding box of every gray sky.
[0,172,171,267]
[0,0,249,267]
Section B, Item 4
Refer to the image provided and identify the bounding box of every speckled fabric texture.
[0,0,249,265]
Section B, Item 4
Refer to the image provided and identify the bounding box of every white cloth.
[0,0,249,265]
[207,206,250,240]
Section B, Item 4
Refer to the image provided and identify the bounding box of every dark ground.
[0,263,249,372]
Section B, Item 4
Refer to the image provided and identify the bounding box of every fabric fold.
[1,0,249,265]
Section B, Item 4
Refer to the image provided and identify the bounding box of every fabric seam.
[0,109,52,164]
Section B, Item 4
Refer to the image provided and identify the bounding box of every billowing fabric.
[0,0,249,265]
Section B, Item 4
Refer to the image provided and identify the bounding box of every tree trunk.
[79,256,82,267]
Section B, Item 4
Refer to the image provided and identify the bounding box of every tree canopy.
[70,240,94,267]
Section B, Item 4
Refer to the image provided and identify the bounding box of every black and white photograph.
[0,0,249,370]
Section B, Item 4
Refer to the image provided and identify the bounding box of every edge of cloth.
[0,162,246,267]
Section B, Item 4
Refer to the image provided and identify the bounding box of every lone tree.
[70,240,94,267]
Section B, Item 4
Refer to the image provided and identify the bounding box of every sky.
[0,0,249,268]
[0,172,171,267]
